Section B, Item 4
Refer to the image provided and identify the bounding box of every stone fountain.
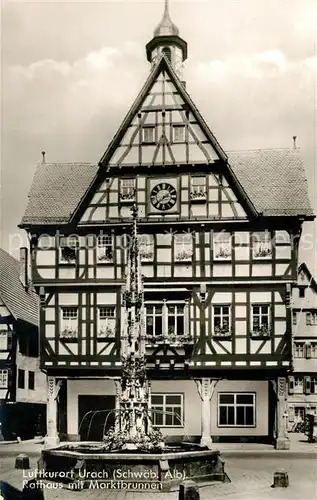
[37,206,229,492]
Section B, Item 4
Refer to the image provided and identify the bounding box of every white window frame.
[142,126,155,143]
[174,233,193,262]
[139,234,154,262]
[212,305,231,336]
[120,178,136,202]
[306,312,317,326]
[294,376,304,394]
[294,406,305,421]
[0,369,8,389]
[251,304,271,337]
[97,306,116,338]
[292,311,298,326]
[59,236,78,264]
[0,330,8,350]
[252,232,272,259]
[151,393,183,427]
[60,307,78,339]
[190,176,206,201]
[145,304,163,337]
[218,392,256,427]
[294,343,305,358]
[213,232,232,260]
[172,125,185,143]
[311,343,317,358]
[145,301,187,339]
[167,304,185,337]
[97,234,114,262]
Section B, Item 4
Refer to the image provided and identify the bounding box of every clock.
[150,182,177,211]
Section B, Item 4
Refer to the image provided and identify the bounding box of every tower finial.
[154,0,179,37]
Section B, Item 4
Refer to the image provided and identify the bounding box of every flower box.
[175,250,193,262]
[213,327,231,338]
[251,326,271,338]
[120,192,136,204]
[190,190,206,203]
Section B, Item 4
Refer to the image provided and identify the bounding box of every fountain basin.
[38,443,230,491]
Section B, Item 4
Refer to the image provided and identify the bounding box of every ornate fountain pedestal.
[38,444,229,492]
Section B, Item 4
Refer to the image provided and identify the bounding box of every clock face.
[150,182,177,211]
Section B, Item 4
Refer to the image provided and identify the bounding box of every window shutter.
[7,369,12,387]
[304,376,311,395]
[184,300,189,336]
[288,406,295,423]
[305,343,312,359]
[288,376,294,395]
[7,330,13,351]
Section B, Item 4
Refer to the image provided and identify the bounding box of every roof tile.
[20,149,314,225]
[0,249,38,326]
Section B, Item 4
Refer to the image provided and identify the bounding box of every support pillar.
[275,377,290,450]
[44,377,61,448]
[195,378,217,449]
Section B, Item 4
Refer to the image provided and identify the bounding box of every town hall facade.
[20,0,314,448]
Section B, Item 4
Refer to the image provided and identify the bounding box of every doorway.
[78,395,115,441]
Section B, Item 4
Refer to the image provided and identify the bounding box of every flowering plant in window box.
[120,191,135,203]
[97,251,113,263]
[97,326,115,338]
[215,247,231,259]
[213,326,231,337]
[145,334,193,345]
[140,250,153,262]
[251,326,271,337]
[175,250,193,262]
[190,189,206,201]
[254,247,272,258]
[60,247,76,263]
[60,328,78,340]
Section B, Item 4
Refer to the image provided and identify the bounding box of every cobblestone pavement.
[1,453,316,500]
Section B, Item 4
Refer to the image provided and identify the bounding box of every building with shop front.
[0,248,46,440]
[287,263,317,429]
[19,1,314,448]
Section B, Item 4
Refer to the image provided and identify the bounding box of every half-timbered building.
[287,263,317,429]
[20,0,314,448]
[0,248,46,439]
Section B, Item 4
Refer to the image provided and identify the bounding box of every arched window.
[162,46,172,62]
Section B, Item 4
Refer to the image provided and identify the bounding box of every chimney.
[41,151,46,163]
[20,247,28,290]
[292,136,297,150]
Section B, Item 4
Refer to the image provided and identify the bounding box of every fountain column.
[118,204,155,447]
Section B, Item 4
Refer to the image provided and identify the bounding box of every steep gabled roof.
[227,149,314,217]
[0,248,38,326]
[99,55,228,167]
[297,262,317,293]
[20,163,98,225]
[19,148,314,226]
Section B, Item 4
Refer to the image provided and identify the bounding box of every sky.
[1,0,316,273]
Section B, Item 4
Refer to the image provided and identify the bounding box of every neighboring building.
[0,248,46,439]
[19,1,314,448]
[288,263,317,429]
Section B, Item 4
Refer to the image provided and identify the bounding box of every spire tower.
[146,0,187,77]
